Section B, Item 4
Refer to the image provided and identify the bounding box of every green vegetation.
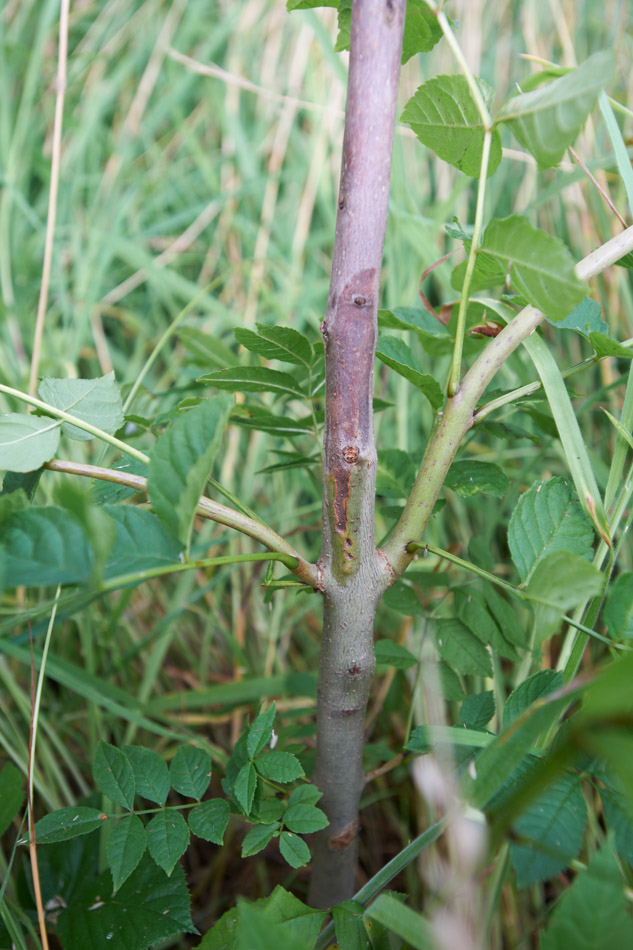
[2,0,633,947]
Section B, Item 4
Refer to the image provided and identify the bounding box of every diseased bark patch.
[328,820,360,852]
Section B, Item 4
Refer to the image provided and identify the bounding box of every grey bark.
[309,0,405,909]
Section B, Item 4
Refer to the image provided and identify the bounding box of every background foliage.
[1,0,633,947]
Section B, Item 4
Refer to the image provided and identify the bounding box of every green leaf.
[374,639,417,670]
[375,336,444,408]
[382,581,425,617]
[262,885,327,945]
[465,689,574,809]
[600,787,633,868]
[484,584,527,647]
[57,857,197,949]
[103,506,182,580]
[460,691,495,730]
[232,409,314,437]
[107,813,148,892]
[38,372,124,441]
[496,51,615,168]
[241,821,280,858]
[526,551,603,613]
[178,325,234,369]
[365,893,435,950]
[540,839,633,949]
[91,456,147,505]
[377,308,452,355]
[279,831,311,869]
[123,746,170,806]
[235,762,259,814]
[472,216,586,319]
[504,670,563,728]
[147,395,233,552]
[199,366,305,399]
[0,762,24,837]
[508,477,594,582]
[445,460,509,498]
[234,325,313,367]
[146,809,190,876]
[546,297,608,336]
[510,773,587,887]
[34,806,107,844]
[288,784,322,807]
[188,799,230,845]
[604,573,633,640]
[401,74,502,177]
[434,618,492,676]
[0,413,60,473]
[333,901,371,950]
[589,332,633,360]
[169,746,212,800]
[283,804,329,834]
[247,703,276,760]
[455,588,518,660]
[255,751,305,784]
[377,448,417,498]
[93,741,136,810]
[401,0,443,63]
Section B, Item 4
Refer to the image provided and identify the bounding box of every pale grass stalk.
[28,0,70,398]
[27,586,61,950]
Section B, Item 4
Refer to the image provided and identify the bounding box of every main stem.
[309,0,405,909]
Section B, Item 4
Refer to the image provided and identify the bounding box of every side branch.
[381,224,633,579]
[44,459,318,586]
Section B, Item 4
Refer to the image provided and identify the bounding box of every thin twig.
[29,0,70,398]
[568,146,627,227]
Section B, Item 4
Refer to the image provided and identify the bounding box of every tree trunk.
[309,0,405,909]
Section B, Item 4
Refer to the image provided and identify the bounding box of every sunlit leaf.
[38,372,124,441]
[0,413,60,473]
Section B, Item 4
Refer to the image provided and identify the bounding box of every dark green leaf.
[455,588,519,661]
[178,326,234,368]
[38,372,124,441]
[255,752,305,784]
[247,703,276,760]
[496,51,615,168]
[460,691,495,730]
[333,901,371,950]
[231,409,314,437]
[401,0,443,63]
[445,460,509,498]
[484,585,527,647]
[601,787,633,868]
[401,74,502,177]
[34,806,107,844]
[508,477,594,582]
[377,307,452,355]
[199,366,305,399]
[279,831,311,869]
[90,457,147,505]
[0,762,24,836]
[434,618,492,676]
[540,839,633,949]
[376,448,417,498]
[472,216,586,319]
[510,773,587,887]
[382,581,425,617]
[504,670,563,728]
[107,814,148,892]
[93,741,135,810]
[365,893,435,950]
[146,809,190,876]
[546,297,607,336]
[288,784,322,807]
[374,639,418,670]
[241,821,280,858]
[188,799,231,845]
[57,857,197,949]
[169,746,212,800]
[123,746,170,806]
[234,325,313,367]
[0,413,60,472]
[375,336,444,409]
[235,762,259,814]
[147,395,234,552]
[283,804,329,834]
[589,332,633,359]
[604,573,633,640]
[104,507,182,580]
